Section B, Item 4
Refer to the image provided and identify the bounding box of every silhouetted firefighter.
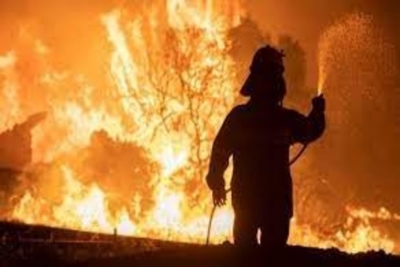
[206,45,325,249]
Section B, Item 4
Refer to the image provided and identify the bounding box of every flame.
[4,0,239,244]
[1,0,399,255]
[290,206,399,253]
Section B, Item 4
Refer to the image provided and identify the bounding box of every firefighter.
[206,45,325,248]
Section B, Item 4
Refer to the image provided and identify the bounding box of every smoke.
[313,12,398,208]
[239,2,400,248]
[244,0,400,85]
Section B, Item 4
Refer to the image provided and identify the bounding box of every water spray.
[317,75,325,96]
[317,42,327,96]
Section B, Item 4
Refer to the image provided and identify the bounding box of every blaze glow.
[0,0,398,255]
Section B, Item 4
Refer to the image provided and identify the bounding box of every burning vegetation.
[0,0,399,254]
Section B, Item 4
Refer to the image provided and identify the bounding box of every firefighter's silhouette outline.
[206,45,325,248]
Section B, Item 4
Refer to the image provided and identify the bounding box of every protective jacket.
[206,101,325,218]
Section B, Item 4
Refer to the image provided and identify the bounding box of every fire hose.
[205,143,309,245]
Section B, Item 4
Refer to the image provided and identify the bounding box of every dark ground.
[0,221,399,267]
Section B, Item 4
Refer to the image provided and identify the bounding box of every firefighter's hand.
[312,94,325,112]
[212,188,226,207]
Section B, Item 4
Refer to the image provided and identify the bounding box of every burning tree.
[2,0,241,243]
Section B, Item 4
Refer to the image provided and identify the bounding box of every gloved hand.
[312,94,326,112]
[212,188,226,207]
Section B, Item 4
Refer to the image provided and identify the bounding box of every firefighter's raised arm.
[291,94,326,144]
